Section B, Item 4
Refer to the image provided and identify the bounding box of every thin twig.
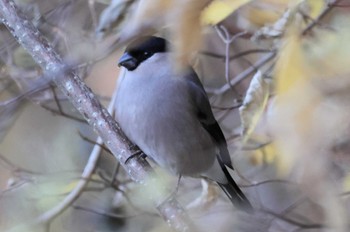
[50,85,64,114]
[72,204,158,219]
[205,52,276,95]
[200,48,273,61]
[0,153,40,174]
[211,102,242,110]
[302,0,342,35]
[332,3,350,7]
[259,208,325,229]
[239,179,296,188]
[298,8,335,32]
[215,25,247,94]
[40,104,87,123]
[78,130,112,153]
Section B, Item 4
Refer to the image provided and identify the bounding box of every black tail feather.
[217,158,253,213]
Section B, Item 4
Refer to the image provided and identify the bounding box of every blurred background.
[1,0,350,231]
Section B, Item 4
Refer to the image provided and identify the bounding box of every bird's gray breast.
[115,58,217,176]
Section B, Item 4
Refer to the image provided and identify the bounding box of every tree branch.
[0,0,194,231]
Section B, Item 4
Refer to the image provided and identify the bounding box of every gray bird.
[115,36,252,211]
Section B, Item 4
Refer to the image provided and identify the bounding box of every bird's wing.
[185,69,233,169]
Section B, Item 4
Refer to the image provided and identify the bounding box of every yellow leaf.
[201,0,251,25]
[249,142,278,165]
[275,26,306,94]
[271,22,320,173]
[307,0,325,19]
[241,0,291,28]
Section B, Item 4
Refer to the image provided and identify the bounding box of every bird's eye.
[144,52,149,56]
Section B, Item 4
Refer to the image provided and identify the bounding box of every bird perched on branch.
[115,36,252,212]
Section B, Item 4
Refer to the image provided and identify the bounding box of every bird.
[115,36,252,212]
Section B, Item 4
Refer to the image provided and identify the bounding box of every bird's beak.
[118,52,138,71]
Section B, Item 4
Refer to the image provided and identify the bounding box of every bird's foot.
[125,150,147,164]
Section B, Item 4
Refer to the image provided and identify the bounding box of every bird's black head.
[118,36,167,71]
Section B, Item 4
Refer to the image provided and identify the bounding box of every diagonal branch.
[0,0,195,231]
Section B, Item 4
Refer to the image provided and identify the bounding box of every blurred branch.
[200,48,273,61]
[0,153,40,175]
[260,208,325,229]
[0,77,51,106]
[239,179,296,188]
[332,3,350,7]
[298,9,335,32]
[302,0,341,35]
[72,204,158,219]
[0,1,195,231]
[211,101,242,110]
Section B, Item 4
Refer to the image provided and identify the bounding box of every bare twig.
[0,153,39,175]
[332,3,350,7]
[298,8,335,32]
[72,204,158,219]
[260,208,325,229]
[239,179,296,188]
[302,0,342,35]
[205,52,276,95]
[211,102,242,110]
[78,130,112,153]
[215,25,247,93]
[40,104,87,123]
[200,48,273,61]
[0,1,194,231]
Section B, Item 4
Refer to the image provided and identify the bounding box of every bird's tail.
[217,158,253,213]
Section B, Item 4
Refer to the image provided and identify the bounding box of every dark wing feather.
[185,69,233,169]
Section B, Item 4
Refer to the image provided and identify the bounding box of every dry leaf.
[249,142,278,165]
[239,70,271,143]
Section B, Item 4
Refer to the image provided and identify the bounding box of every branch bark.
[0,0,194,231]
